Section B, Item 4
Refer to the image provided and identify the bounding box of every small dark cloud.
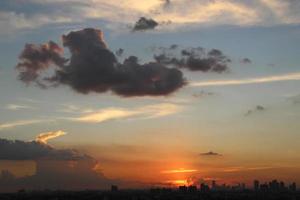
[115,48,124,57]
[200,151,222,156]
[241,58,252,64]
[16,28,186,97]
[245,105,266,116]
[132,17,159,31]
[170,44,178,50]
[256,105,265,110]
[154,46,230,73]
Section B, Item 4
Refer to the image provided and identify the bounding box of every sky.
[0,0,300,191]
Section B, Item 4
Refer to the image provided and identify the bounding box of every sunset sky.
[0,0,300,191]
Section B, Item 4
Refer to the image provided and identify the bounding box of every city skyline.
[0,0,300,192]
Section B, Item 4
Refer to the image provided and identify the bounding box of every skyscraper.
[254,180,259,191]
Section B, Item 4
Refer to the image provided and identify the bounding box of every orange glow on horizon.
[166,179,189,186]
[161,168,198,174]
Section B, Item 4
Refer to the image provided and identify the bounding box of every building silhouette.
[254,180,259,191]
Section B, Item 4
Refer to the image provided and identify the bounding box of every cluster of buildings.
[253,180,297,192]
[176,180,297,192]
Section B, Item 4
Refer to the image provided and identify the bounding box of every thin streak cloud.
[161,168,198,174]
[69,103,182,123]
[0,120,50,130]
[222,166,282,173]
[5,104,34,111]
[190,72,300,87]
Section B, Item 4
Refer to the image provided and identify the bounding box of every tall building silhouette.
[212,180,217,190]
[254,180,259,191]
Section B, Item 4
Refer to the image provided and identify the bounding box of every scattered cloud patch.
[154,46,230,72]
[245,105,265,116]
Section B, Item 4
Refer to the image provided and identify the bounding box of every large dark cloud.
[154,45,231,72]
[132,17,159,31]
[0,138,91,161]
[16,28,186,97]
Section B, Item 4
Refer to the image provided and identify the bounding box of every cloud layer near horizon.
[0,137,114,191]
[0,137,91,161]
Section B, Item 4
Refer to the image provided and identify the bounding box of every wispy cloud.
[161,168,198,174]
[69,103,182,123]
[1,0,300,34]
[18,98,42,103]
[35,130,67,144]
[0,119,50,130]
[190,72,300,87]
[5,104,34,111]
[58,104,94,114]
[222,166,281,173]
